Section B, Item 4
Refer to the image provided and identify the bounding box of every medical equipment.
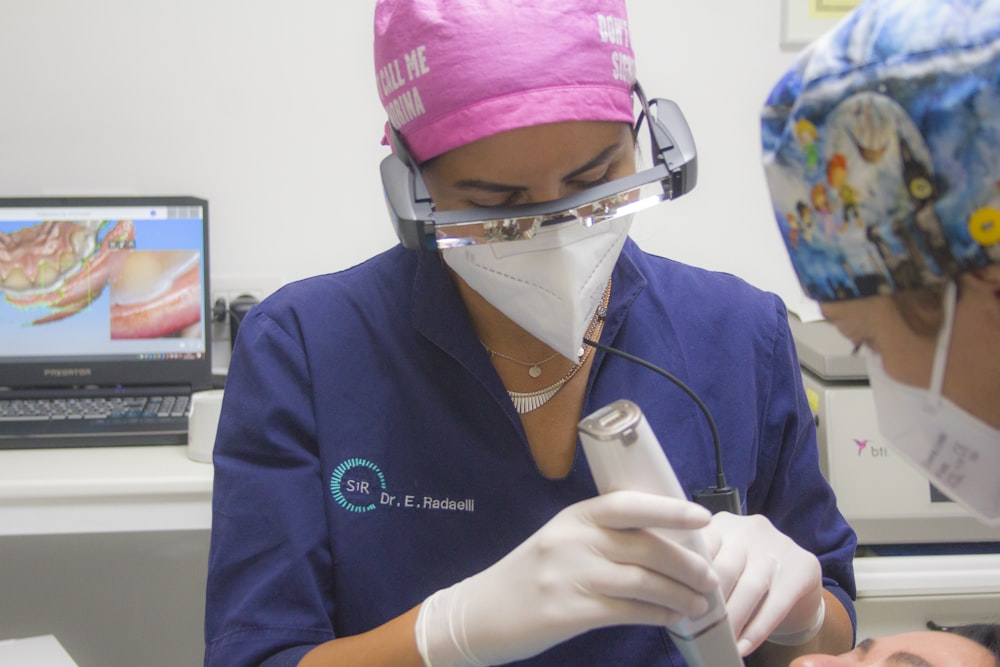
[579,399,743,667]
[380,83,698,251]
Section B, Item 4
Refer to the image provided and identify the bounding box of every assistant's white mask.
[863,282,1000,525]
[442,215,631,361]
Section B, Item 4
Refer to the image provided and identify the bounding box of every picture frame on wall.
[781,0,862,50]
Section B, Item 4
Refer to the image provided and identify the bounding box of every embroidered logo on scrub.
[329,458,478,514]
[330,457,386,513]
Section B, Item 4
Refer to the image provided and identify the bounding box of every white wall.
[0,0,810,311]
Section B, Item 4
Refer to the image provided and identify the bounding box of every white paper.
[0,635,78,667]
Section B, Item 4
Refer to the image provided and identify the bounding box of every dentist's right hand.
[414,490,718,667]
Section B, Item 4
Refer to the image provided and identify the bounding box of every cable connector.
[693,485,742,515]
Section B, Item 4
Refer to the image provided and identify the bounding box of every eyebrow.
[856,638,936,667]
[886,652,935,667]
[561,141,627,180]
[451,140,626,194]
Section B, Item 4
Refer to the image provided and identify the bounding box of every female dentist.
[205,0,858,665]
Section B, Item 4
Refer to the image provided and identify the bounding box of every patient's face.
[789,632,995,666]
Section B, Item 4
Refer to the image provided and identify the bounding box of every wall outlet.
[210,273,285,374]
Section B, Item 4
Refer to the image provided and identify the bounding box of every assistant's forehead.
[819,295,886,339]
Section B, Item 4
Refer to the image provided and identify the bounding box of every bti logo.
[854,439,889,458]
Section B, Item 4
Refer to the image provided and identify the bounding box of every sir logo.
[330,458,386,513]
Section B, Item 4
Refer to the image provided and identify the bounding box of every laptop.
[0,196,213,449]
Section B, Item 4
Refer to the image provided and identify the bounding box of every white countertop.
[0,445,213,536]
[855,552,1000,597]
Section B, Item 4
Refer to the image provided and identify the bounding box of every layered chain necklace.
[482,280,611,414]
[481,346,561,379]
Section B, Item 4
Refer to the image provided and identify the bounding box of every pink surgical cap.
[373,0,637,163]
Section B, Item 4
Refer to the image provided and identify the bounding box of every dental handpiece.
[578,399,743,667]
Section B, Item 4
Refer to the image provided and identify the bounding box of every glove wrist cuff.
[415,590,442,667]
[766,596,826,646]
[416,585,486,667]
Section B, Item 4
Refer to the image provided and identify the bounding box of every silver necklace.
[481,343,562,378]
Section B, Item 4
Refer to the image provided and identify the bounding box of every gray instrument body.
[578,399,743,667]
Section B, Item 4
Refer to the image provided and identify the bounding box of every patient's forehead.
[857,631,995,666]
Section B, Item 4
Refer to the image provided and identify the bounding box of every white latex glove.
[414,490,719,667]
[701,511,825,656]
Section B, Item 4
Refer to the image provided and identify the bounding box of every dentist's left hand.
[414,491,719,667]
[701,511,824,656]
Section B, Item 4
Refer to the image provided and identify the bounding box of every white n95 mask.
[863,282,1000,525]
[442,215,632,361]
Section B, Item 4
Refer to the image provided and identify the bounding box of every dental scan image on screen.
[0,206,208,363]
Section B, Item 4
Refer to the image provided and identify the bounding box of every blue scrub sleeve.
[751,298,858,639]
[204,307,336,666]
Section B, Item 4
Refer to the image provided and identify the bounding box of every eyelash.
[470,169,616,208]
[573,172,613,189]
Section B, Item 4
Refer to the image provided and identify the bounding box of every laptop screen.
[0,196,212,391]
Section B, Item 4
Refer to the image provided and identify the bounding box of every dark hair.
[928,620,1000,666]
[891,283,948,338]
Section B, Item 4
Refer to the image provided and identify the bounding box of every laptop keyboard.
[0,395,190,422]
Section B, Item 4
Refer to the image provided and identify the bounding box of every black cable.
[584,337,742,515]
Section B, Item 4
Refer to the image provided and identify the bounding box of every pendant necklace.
[490,279,612,414]
[481,344,562,378]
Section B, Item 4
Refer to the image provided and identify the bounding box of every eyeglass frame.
[379,82,698,251]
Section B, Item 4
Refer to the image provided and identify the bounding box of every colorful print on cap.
[761,0,1000,302]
